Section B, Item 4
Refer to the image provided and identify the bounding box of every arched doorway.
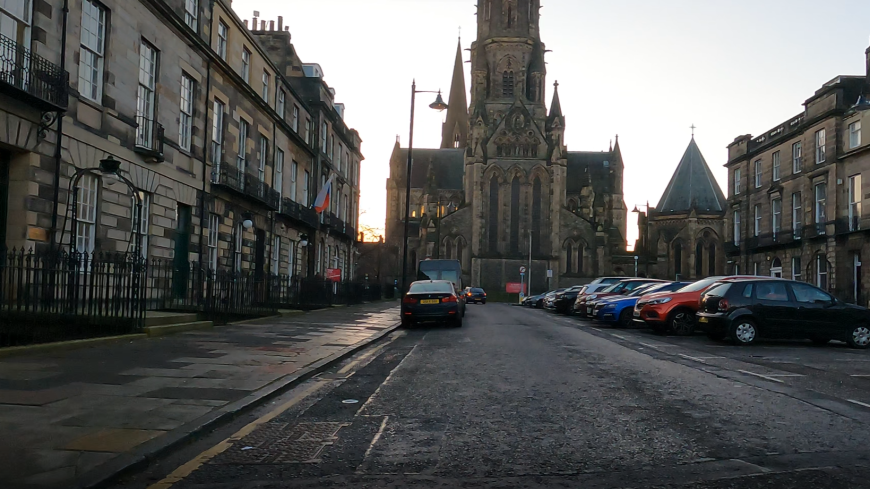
[770,257,782,278]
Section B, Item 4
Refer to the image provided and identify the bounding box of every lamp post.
[400,81,448,294]
[631,202,651,277]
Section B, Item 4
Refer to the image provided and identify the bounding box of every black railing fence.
[1,248,145,347]
[0,33,69,109]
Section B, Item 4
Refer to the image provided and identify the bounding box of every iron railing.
[134,115,164,159]
[0,249,145,347]
[243,173,280,210]
[280,198,320,228]
[0,33,68,110]
[211,161,245,192]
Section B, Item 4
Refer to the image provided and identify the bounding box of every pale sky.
[233,0,870,247]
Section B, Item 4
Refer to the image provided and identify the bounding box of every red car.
[634,276,759,335]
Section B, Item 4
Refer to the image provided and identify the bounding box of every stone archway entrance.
[770,257,782,278]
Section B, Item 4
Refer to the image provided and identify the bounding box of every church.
[385,0,628,295]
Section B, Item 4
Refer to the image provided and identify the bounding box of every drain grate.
[212,422,348,465]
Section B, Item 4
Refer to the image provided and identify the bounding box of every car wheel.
[810,337,831,346]
[846,325,870,349]
[401,317,413,329]
[706,331,726,341]
[616,309,633,329]
[453,315,464,328]
[669,310,696,336]
[730,319,758,346]
[482,300,486,304]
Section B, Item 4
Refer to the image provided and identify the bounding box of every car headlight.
[603,304,616,310]
[647,297,672,305]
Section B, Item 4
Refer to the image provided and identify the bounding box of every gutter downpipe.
[50,0,70,251]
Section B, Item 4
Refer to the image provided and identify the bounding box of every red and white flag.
[313,174,334,214]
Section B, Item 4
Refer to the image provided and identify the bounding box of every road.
[120,303,870,488]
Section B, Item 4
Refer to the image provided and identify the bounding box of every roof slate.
[566,152,613,193]
[656,138,726,214]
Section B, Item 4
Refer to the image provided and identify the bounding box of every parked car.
[575,279,667,318]
[581,277,628,295]
[592,282,691,327]
[697,279,870,349]
[401,280,465,328]
[544,289,567,309]
[553,286,586,314]
[525,292,552,308]
[464,287,487,304]
[633,276,759,335]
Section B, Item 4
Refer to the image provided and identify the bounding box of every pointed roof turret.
[440,38,469,149]
[656,138,726,215]
[547,80,564,125]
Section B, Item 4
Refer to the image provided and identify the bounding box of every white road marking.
[847,399,870,409]
[610,334,626,340]
[764,374,805,378]
[678,354,724,363]
[356,415,389,473]
[738,370,785,383]
[850,374,870,377]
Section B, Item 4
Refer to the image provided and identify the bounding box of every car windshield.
[601,284,620,293]
[629,283,665,296]
[409,282,454,294]
[676,277,725,293]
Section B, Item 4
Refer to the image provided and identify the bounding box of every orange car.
[634,276,759,335]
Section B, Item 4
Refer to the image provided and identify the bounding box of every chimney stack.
[270,20,275,31]
[243,19,248,29]
[278,16,283,31]
[252,11,259,30]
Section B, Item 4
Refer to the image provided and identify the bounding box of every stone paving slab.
[0,302,399,488]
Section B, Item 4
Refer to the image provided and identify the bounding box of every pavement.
[114,303,870,489]
[0,302,400,489]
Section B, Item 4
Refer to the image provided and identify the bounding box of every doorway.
[770,257,782,278]
[172,204,192,299]
[0,151,8,251]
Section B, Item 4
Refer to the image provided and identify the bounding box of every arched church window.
[445,239,453,259]
[488,176,499,253]
[502,71,514,97]
[510,176,521,253]
[507,5,513,27]
[532,177,541,253]
[566,242,573,274]
[485,0,491,20]
[456,239,464,268]
[578,245,584,274]
[708,244,716,276]
[695,241,703,277]
[674,243,683,277]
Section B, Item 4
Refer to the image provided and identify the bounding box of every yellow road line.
[147,380,328,489]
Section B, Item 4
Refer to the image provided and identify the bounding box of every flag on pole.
[313,174,334,214]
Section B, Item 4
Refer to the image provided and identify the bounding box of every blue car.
[594,282,691,327]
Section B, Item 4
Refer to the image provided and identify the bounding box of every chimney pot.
[285,27,290,32]
[251,18,257,30]
[244,19,249,28]
[270,20,275,31]
[278,16,284,31]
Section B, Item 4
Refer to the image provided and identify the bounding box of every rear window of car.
[409,282,454,293]
[472,288,485,293]
[755,282,790,302]
[600,278,622,284]
[678,277,723,293]
[704,283,732,297]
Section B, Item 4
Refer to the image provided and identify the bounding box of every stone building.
[385,0,627,294]
[725,42,870,304]
[0,0,362,289]
[636,138,727,280]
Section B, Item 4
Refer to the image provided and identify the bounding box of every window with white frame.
[733,168,741,195]
[814,182,827,229]
[136,41,158,149]
[208,213,219,271]
[772,198,781,237]
[261,70,270,102]
[849,174,862,231]
[217,20,228,59]
[815,129,826,164]
[274,149,284,199]
[754,160,762,188]
[772,151,780,181]
[290,160,298,202]
[258,135,268,183]
[816,254,828,290]
[78,0,106,102]
[234,222,243,272]
[337,143,343,173]
[733,210,741,244]
[287,240,295,279]
[321,122,328,153]
[303,170,310,206]
[0,0,32,45]
[316,242,322,274]
[179,74,194,152]
[272,235,280,275]
[792,192,802,239]
[241,48,251,83]
[754,262,759,276]
[237,119,248,170]
[329,135,335,160]
[850,121,862,150]
[184,0,197,29]
[792,257,802,281]
[211,99,224,169]
[75,175,98,253]
[292,105,299,132]
[792,141,802,173]
[132,191,150,258]
[754,204,761,237]
[277,89,285,119]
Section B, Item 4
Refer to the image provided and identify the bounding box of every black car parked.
[553,286,585,315]
[697,279,870,349]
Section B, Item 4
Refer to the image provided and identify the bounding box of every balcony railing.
[134,115,164,161]
[804,222,830,239]
[211,161,245,192]
[243,174,280,210]
[279,198,320,228]
[835,216,870,236]
[0,34,68,110]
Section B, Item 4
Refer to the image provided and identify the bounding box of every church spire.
[441,38,469,149]
[547,81,564,126]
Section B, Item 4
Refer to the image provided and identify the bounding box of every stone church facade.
[385,0,627,294]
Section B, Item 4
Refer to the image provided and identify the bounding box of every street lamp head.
[300,233,309,247]
[429,91,448,112]
[99,155,121,175]
[631,205,640,214]
[242,212,254,230]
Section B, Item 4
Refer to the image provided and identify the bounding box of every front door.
[790,282,839,338]
[0,151,8,251]
[752,281,796,338]
[172,204,192,299]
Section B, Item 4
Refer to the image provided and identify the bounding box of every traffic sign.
[520,266,527,274]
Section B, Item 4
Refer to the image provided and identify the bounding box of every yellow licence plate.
[698,317,708,323]
[420,299,440,305]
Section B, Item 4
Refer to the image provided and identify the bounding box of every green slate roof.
[656,138,726,215]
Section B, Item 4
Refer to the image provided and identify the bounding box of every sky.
[233,0,870,247]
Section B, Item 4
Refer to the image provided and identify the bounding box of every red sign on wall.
[326,269,342,282]
[506,282,526,294]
